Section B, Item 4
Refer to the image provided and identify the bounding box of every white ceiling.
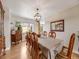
[6,0,79,21]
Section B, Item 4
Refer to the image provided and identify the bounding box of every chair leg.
[3,48,6,55]
[40,53,47,59]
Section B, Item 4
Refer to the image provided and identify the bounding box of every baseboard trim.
[73,51,79,55]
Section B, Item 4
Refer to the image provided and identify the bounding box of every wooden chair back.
[26,32,30,43]
[67,33,75,58]
[43,31,47,37]
[55,33,75,59]
[33,41,39,59]
[32,33,39,59]
[29,33,33,46]
[49,31,56,39]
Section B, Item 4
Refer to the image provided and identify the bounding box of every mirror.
[50,20,64,32]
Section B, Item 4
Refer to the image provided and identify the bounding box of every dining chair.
[26,32,32,54]
[49,31,56,39]
[31,33,47,59]
[26,32,32,45]
[55,33,75,59]
[25,32,29,45]
[43,31,47,37]
[28,33,34,56]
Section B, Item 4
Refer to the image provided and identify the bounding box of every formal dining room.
[0,0,79,59]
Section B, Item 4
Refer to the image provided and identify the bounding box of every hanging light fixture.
[34,8,41,21]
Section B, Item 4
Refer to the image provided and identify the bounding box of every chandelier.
[34,8,41,22]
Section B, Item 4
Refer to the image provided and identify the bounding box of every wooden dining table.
[38,37,63,59]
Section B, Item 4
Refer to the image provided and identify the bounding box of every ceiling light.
[34,8,41,21]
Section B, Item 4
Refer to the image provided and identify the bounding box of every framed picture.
[50,20,64,32]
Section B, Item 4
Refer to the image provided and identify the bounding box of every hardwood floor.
[0,42,79,59]
[72,53,79,59]
[1,42,32,59]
